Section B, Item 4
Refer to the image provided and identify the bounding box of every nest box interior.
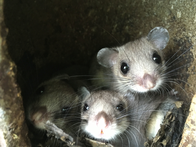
[1,0,196,146]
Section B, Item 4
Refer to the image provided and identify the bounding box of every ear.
[124,92,136,101]
[147,27,169,50]
[97,48,119,68]
[78,87,90,100]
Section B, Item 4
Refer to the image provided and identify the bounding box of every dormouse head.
[97,27,169,93]
[80,87,130,141]
[28,75,80,130]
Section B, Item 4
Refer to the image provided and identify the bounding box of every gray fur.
[27,75,81,138]
[91,27,169,93]
[147,27,169,50]
[97,47,119,68]
[80,89,164,147]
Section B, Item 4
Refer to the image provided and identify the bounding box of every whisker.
[93,22,121,46]
[167,81,194,97]
[163,63,191,77]
[165,45,193,69]
[166,78,192,87]
[126,129,139,147]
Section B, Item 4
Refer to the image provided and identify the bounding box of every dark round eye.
[83,103,89,111]
[121,62,129,74]
[61,107,70,114]
[152,52,162,64]
[116,104,124,111]
[36,86,44,95]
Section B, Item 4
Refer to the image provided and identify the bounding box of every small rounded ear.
[97,48,119,68]
[124,92,136,101]
[78,87,90,100]
[147,27,169,50]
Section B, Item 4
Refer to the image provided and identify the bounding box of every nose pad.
[95,111,112,134]
[143,73,156,89]
[97,117,107,128]
[29,106,48,128]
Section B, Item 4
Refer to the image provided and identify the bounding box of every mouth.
[134,75,163,93]
[132,82,161,93]
[84,124,116,141]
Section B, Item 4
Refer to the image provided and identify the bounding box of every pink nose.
[95,111,111,129]
[143,73,156,89]
[30,106,47,124]
[97,117,107,129]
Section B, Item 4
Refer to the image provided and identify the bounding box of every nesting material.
[145,100,185,147]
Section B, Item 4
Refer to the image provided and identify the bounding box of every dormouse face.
[80,90,130,141]
[28,76,80,130]
[97,27,169,93]
[113,38,166,93]
[79,88,165,146]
